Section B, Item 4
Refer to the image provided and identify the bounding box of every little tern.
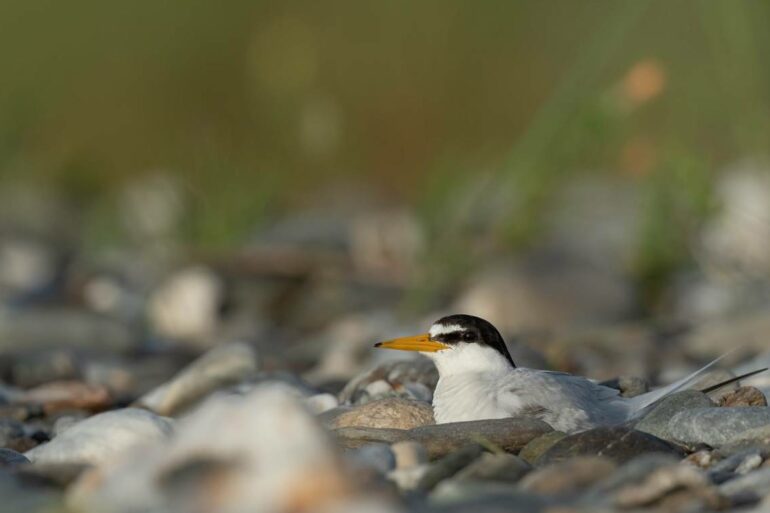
[375,314,763,433]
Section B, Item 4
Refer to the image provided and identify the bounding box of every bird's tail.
[625,352,766,417]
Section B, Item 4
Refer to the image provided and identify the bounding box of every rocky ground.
[3,176,770,512]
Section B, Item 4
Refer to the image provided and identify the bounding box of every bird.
[374,314,764,433]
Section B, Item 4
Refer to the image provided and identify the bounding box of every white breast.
[432,372,519,423]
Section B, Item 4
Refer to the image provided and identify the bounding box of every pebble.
[0,448,30,467]
[707,450,765,483]
[666,407,770,446]
[716,427,770,456]
[586,454,682,497]
[135,342,258,416]
[430,484,548,512]
[346,443,396,475]
[718,466,770,504]
[147,266,224,346]
[415,444,484,492]
[304,393,339,414]
[720,386,768,407]
[536,427,683,466]
[391,440,428,469]
[634,390,715,442]
[611,461,718,510]
[25,408,173,466]
[335,417,552,460]
[519,456,615,495]
[736,453,763,475]
[0,418,44,452]
[338,358,438,406]
[18,380,111,415]
[327,397,434,430]
[453,452,531,484]
[518,431,568,466]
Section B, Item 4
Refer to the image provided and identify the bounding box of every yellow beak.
[374,333,450,352]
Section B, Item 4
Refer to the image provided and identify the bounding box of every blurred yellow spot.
[622,59,666,106]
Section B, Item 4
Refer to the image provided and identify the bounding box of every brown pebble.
[19,381,111,415]
[719,386,768,408]
[330,398,434,430]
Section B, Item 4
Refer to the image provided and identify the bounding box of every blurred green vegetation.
[1,0,769,306]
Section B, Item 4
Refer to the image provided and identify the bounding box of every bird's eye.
[462,331,475,341]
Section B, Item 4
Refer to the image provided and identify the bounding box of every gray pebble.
[536,427,683,466]
[346,443,396,474]
[0,448,30,467]
[668,407,770,447]
[634,390,715,442]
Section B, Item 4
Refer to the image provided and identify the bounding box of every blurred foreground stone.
[68,385,398,513]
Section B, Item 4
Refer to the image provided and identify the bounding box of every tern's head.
[375,314,515,374]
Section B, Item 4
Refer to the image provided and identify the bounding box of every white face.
[422,323,512,375]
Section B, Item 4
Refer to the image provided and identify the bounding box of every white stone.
[25,408,173,466]
[305,393,339,414]
[148,266,224,344]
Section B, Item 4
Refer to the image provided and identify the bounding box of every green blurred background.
[1,0,769,312]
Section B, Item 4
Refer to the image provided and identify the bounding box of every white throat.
[423,342,513,377]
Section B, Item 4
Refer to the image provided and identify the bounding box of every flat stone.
[667,407,770,446]
[334,427,408,449]
[518,456,616,495]
[635,390,715,442]
[135,342,258,416]
[716,427,770,455]
[518,431,567,466]
[335,417,552,460]
[536,427,683,466]
[327,397,434,430]
[720,386,767,407]
[453,452,531,484]
[25,408,173,466]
